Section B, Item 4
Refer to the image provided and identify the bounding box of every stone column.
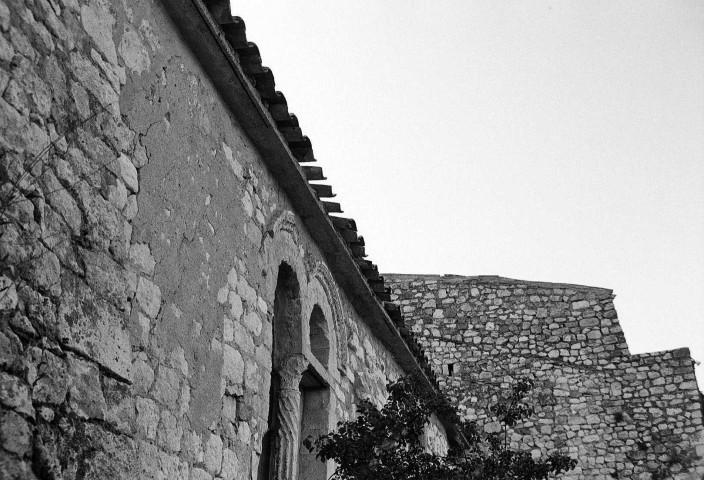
[274,354,308,480]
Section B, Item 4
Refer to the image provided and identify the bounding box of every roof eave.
[161,0,441,396]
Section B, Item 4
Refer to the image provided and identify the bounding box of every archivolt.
[262,210,299,251]
[260,210,306,304]
[312,261,348,375]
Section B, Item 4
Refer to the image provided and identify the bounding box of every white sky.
[230,1,704,384]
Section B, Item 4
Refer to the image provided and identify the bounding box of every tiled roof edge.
[168,0,448,407]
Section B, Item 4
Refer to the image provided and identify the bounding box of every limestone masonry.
[387,274,704,479]
[0,0,701,479]
[0,0,450,478]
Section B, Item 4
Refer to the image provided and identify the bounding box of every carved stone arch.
[262,210,299,251]
[311,261,348,376]
[260,210,306,310]
[260,210,343,480]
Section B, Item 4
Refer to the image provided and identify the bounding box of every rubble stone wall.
[388,274,704,479]
[0,1,414,478]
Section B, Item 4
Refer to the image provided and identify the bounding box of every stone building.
[0,0,449,478]
[387,274,704,479]
[0,0,702,479]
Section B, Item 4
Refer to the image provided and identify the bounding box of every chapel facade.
[0,0,448,477]
[0,1,701,479]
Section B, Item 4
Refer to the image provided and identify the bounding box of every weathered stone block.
[0,275,17,311]
[221,448,240,480]
[136,440,188,479]
[0,30,14,62]
[66,353,107,420]
[0,410,32,456]
[0,330,20,369]
[136,397,159,440]
[129,242,156,275]
[151,365,180,406]
[104,175,128,211]
[90,48,123,92]
[0,372,34,418]
[579,317,599,328]
[190,467,213,480]
[181,430,205,464]
[243,311,261,336]
[70,51,119,112]
[157,408,182,453]
[571,300,590,310]
[118,25,151,75]
[11,56,51,116]
[136,276,161,318]
[57,273,131,381]
[115,153,139,193]
[75,181,124,255]
[0,453,38,479]
[32,350,68,405]
[123,194,138,219]
[0,2,9,32]
[223,343,244,393]
[81,247,129,303]
[104,376,135,434]
[9,26,36,60]
[26,245,61,295]
[131,357,154,396]
[204,433,223,474]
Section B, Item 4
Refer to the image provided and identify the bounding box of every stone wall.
[2,0,698,478]
[0,1,430,478]
[388,274,704,479]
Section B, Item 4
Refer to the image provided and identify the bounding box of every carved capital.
[278,354,308,391]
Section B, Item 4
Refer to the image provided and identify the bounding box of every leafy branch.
[314,376,577,480]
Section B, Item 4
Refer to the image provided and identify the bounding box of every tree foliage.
[315,377,577,480]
